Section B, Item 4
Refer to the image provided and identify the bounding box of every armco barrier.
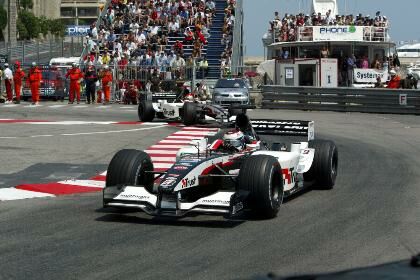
[262,86,420,115]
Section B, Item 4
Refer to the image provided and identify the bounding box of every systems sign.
[313,26,363,42]
[66,25,90,37]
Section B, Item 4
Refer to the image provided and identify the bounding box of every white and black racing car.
[103,114,338,219]
[137,92,245,125]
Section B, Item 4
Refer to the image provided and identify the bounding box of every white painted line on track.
[3,104,18,107]
[159,140,192,144]
[145,150,179,155]
[149,144,187,149]
[30,121,117,125]
[0,124,168,139]
[173,131,216,136]
[30,135,54,138]
[0,188,55,201]
[141,122,168,125]
[166,135,207,139]
[48,105,67,108]
[151,157,176,162]
[23,105,43,108]
[60,125,168,137]
[73,105,89,108]
[153,163,174,169]
[57,180,105,188]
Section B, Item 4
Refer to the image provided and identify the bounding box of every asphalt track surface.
[0,102,420,279]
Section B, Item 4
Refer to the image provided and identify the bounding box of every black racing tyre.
[138,100,155,122]
[304,140,338,189]
[237,155,284,218]
[182,102,198,125]
[106,149,154,193]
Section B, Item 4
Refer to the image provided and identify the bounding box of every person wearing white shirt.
[3,63,14,103]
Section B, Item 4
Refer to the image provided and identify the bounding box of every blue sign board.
[66,25,90,37]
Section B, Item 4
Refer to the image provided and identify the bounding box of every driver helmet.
[223,130,246,151]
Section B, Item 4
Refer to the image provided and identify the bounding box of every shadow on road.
[95,209,245,228]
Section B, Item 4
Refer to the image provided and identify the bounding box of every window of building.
[78,18,97,25]
[61,7,76,17]
[77,7,98,17]
[61,18,76,26]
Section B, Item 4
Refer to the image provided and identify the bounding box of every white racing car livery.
[137,92,249,125]
[103,114,338,219]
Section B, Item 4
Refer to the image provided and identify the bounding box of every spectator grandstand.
[269,10,389,43]
[81,0,239,84]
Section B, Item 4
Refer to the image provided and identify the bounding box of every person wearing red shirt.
[65,63,84,104]
[27,62,42,105]
[101,65,113,104]
[184,27,194,44]
[13,61,25,104]
[387,70,401,89]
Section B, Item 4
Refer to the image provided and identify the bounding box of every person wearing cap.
[65,63,84,104]
[387,70,401,89]
[13,61,25,104]
[27,62,42,105]
[84,62,98,104]
[101,65,113,104]
[3,63,14,103]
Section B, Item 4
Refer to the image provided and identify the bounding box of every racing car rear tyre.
[304,140,338,189]
[106,149,155,193]
[237,155,283,218]
[138,100,155,122]
[183,102,198,125]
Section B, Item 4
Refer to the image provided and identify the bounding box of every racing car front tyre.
[304,140,338,189]
[237,155,284,218]
[138,100,155,122]
[182,102,198,125]
[106,149,155,193]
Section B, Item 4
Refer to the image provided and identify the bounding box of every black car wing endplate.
[250,119,315,141]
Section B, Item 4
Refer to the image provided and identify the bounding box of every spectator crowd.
[269,10,389,42]
[82,0,236,80]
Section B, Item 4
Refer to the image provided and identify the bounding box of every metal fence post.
[62,40,65,57]
[49,40,53,62]
[37,41,40,64]
[22,43,25,64]
[71,37,74,57]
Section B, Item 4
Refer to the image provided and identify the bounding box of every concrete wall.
[32,0,60,19]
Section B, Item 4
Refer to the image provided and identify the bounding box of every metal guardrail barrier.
[262,86,420,115]
[0,39,84,64]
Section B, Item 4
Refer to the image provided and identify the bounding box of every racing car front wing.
[103,185,248,217]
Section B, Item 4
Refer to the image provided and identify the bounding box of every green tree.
[49,19,66,37]
[39,16,49,36]
[0,6,7,40]
[18,10,40,39]
[16,19,28,40]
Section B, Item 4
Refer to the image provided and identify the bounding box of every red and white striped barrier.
[0,127,219,201]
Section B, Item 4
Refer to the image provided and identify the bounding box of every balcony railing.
[270,26,390,44]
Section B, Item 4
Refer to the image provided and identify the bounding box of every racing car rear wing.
[251,120,315,141]
[140,91,179,102]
